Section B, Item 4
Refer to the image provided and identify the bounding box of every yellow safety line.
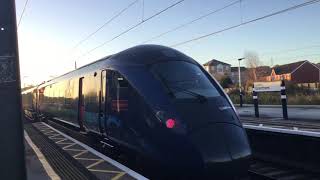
[112,172,126,180]
[44,132,58,135]
[86,159,105,169]
[72,150,88,158]
[41,129,56,133]
[55,139,68,143]
[62,143,76,149]
[50,137,65,140]
[49,134,62,138]
[56,142,73,145]
[63,148,84,152]
[75,157,101,161]
[88,169,123,174]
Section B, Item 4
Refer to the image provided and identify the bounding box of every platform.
[25,134,51,180]
[236,104,320,122]
[24,122,148,180]
[241,117,320,137]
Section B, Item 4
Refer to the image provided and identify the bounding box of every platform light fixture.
[238,58,245,107]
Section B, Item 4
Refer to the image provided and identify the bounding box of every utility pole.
[238,58,245,107]
[0,0,26,179]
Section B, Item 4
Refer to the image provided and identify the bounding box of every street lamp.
[238,58,245,107]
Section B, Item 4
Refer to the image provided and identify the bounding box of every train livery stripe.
[112,100,128,111]
[41,123,149,180]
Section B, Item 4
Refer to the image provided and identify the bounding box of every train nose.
[190,123,252,177]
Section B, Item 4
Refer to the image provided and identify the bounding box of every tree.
[244,51,262,90]
[220,76,233,88]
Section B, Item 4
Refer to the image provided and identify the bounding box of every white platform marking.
[24,131,61,180]
[244,124,320,137]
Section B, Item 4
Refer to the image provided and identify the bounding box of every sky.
[15,0,320,86]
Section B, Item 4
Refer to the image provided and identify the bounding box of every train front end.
[147,59,252,178]
[115,45,252,178]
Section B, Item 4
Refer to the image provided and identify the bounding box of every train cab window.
[117,77,128,88]
[109,72,129,113]
[150,61,221,99]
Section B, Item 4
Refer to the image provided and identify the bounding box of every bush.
[220,76,233,88]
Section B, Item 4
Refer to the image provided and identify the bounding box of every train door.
[105,71,130,143]
[78,77,85,131]
[99,70,107,135]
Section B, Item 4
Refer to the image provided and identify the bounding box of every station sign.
[253,81,281,92]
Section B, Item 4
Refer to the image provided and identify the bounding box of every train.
[22,45,252,179]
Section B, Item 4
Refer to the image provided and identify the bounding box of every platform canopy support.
[0,0,26,179]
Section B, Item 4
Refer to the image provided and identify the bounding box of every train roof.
[36,45,196,88]
[109,44,195,65]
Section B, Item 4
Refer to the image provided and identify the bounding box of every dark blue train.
[22,45,251,178]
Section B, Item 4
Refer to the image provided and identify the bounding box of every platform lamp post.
[238,58,245,107]
[22,75,29,88]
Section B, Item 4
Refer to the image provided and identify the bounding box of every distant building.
[255,66,272,81]
[263,60,320,84]
[203,59,231,81]
[230,67,247,85]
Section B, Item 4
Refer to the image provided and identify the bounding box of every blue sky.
[16,0,320,85]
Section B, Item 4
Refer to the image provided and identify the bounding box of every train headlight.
[155,110,186,134]
[165,118,176,129]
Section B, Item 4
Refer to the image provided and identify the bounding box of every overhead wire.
[261,44,320,56]
[141,0,241,44]
[171,0,320,47]
[72,0,139,49]
[17,0,30,28]
[76,0,186,60]
[263,53,320,62]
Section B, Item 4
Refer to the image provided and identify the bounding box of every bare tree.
[244,51,262,90]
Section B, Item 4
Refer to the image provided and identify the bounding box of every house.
[230,67,247,85]
[255,66,272,81]
[263,60,320,85]
[203,59,231,81]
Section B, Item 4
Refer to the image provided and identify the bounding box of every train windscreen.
[150,61,222,99]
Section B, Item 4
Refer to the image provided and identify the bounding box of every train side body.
[22,45,251,178]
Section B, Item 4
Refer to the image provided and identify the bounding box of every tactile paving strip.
[32,122,147,180]
[24,123,97,180]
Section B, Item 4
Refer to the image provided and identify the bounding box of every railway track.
[248,159,320,180]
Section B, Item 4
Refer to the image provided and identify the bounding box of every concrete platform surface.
[25,136,51,180]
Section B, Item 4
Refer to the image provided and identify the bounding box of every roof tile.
[273,60,306,74]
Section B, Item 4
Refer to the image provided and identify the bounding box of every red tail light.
[166,118,175,129]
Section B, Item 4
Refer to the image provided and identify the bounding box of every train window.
[150,61,221,99]
[109,71,129,113]
[117,77,128,88]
